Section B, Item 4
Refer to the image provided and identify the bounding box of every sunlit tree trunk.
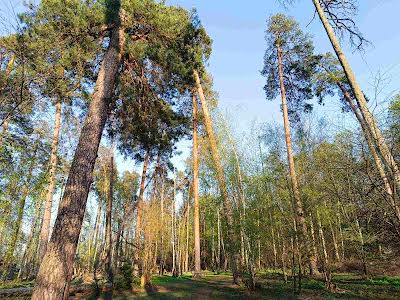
[194,70,241,284]
[355,218,368,277]
[276,43,318,276]
[133,150,150,277]
[217,208,221,271]
[19,195,43,279]
[89,197,102,272]
[185,189,190,273]
[317,210,333,290]
[38,99,62,261]
[105,148,114,282]
[290,237,297,291]
[309,213,319,268]
[336,204,345,261]
[279,231,288,283]
[159,177,165,275]
[32,13,125,298]
[271,217,278,269]
[312,0,400,195]
[4,142,38,271]
[172,168,177,277]
[192,93,201,278]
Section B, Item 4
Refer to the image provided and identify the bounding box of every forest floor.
[92,271,400,300]
[1,271,400,299]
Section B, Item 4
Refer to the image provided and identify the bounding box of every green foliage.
[261,14,317,123]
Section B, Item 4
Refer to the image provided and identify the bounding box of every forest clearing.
[1,0,400,299]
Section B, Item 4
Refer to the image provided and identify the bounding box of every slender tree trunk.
[329,220,340,262]
[276,44,318,276]
[290,237,297,291]
[221,113,253,281]
[309,213,320,270]
[133,150,150,277]
[172,169,177,277]
[89,198,102,272]
[19,195,43,279]
[257,216,261,271]
[185,191,190,273]
[280,233,288,283]
[160,177,165,275]
[271,220,278,269]
[355,218,368,277]
[4,143,37,272]
[194,70,241,284]
[293,219,302,291]
[337,205,345,261]
[105,149,114,282]
[32,13,124,299]
[317,210,333,290]
[312,0,400,195]
[217,208,221,272]
[38,99,62,261]
[192,93,201,278]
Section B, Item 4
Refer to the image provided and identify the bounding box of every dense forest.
[1,0,400,299]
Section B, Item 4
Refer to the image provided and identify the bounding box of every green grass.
[0,279,34,289]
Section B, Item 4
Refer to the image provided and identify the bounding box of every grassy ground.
[95,271,400,300]
[1,271,399,299]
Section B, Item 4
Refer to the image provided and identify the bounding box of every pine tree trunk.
[133,150,150,277]
[32,17,124,299]
[194,70,241,284]
[276,44,318,276]
[192,93,201,278]
[312,0,400,195]
[38,99,62,261]
[105,149,114,282]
